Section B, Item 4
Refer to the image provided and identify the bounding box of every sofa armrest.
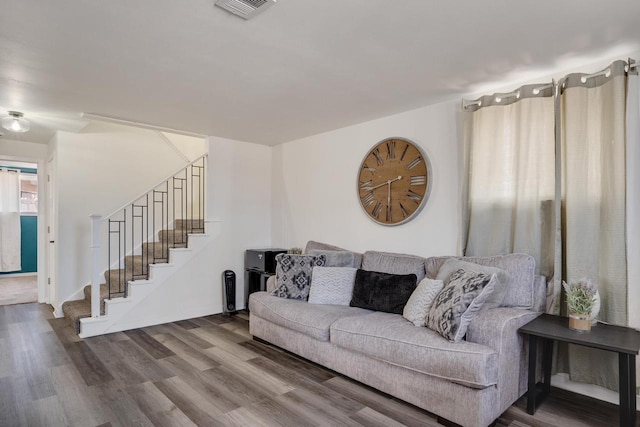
[266,275,276,293]
[532,275,548,313]
[466,308,541,415]
[466,308,539,351]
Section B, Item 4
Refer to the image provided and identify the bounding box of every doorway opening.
[0,160,38,306]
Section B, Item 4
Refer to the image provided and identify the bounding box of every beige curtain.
[0,169,21,272]
[464,60,636,393]
[463,85,555,277]
[558,61,633,391]
[627,66,640,391]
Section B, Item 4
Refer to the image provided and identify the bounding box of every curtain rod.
[464,58,637,109]
[533,83,554,95]
[494,90,520,103]
[580,68,611,83]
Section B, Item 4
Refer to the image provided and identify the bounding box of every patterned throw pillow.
[402,278,445,327]
[271,254,326,300]
[436,259,511,310]
[426,269,496,342]
[308,267,357,305]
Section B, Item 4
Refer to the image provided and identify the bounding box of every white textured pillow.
[402,278,445,327]
[308,267,357,305]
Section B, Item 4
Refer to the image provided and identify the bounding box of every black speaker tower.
[222,270,237,315]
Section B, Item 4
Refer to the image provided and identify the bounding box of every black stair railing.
[90,155,206,317]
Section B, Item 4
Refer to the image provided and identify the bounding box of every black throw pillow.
[350,269,418,314]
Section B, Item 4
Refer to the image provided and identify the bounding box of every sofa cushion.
[436,259,510,310]
[425,254,535,309]
[350,270,417,314]
[249,291,372,342]
[426,270,497,342]
[362,251,426,282]
[304,241,363,268]
[403,278,445,327]
[308,250,360,268]
[330,312,498,388]
[308,267,357,306]
[272,253,326,300]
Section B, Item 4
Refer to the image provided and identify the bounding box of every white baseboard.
[0,272,37,278]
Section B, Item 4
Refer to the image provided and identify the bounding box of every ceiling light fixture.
[2,111,30,133]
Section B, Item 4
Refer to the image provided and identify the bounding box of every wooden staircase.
[62,219,204,333]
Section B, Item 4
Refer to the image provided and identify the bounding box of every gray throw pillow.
[308,250,360,268]
[308,267,357,305]
[271,254,326,300]
[436,259,510,310]
[426,269,496,342]
[402,278,445,327]
[361,251,426,282]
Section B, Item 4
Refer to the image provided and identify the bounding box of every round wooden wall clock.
[357,137,432,226]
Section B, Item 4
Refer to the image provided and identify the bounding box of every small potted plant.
[563,278,598,332]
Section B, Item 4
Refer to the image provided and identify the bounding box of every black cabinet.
[245,248,286,308]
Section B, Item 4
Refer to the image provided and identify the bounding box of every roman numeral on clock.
[386,140,396,159]
[407,156,422,170]
[399,202,409,218]
[407,189,422,203]
[362,162,375,173]
[360,180,372,189]
[362,192,375,207]
[410,175,426,186]
[386,204,392,222]
[372,202,382,218]
[372,148,384,166]
[400,143,409,161]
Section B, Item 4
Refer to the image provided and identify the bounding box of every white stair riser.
[79,227,216,338]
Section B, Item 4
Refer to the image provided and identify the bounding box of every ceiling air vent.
[215,0,276,20]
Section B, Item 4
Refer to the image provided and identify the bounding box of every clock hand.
[361,176,403,192]
[362,181,390,192]
[386,176,402,222]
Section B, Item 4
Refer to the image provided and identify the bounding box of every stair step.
[67,226,201,336]
[158,229,191,245]
[62,283,125,334]
[105,269,156,292]
[83,282,124,301]
[142,241,186,259]
[61,299,91,334]
[175,219,204,231]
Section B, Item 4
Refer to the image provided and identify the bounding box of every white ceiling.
[1,0,640,145]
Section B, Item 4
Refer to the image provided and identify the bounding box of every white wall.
[0,138,47,160]
[205,136,272,309]
[79,135,271,333]
[271,100,461,257]
[0,138,48,303]
[53,123,206,311]
[123,136,272,317]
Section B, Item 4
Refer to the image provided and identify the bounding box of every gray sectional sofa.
[249,241,547,427]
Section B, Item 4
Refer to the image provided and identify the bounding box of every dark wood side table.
[519,314,640,427]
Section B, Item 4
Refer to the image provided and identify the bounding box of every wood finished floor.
[0,302,635,427]
[0,275,37,306]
